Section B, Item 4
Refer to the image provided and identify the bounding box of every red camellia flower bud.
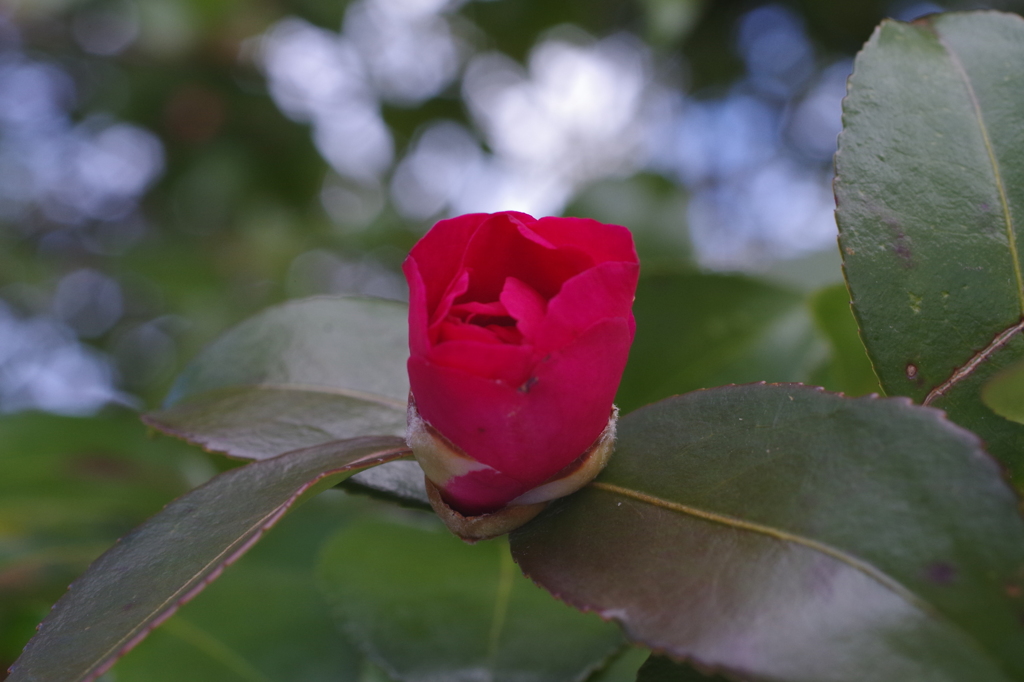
[404,211,639,535]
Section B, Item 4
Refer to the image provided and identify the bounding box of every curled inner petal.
[500,277,548,340]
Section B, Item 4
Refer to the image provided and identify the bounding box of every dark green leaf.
[512,385,1024,682]
[319,513,625,682]
[835,11,1024,482]
[7,435,409,682]
[0,412,203,669]
[983,358,1024,425]
[110,496,368,682]
[616,273,826,413]
[144,296,409,460]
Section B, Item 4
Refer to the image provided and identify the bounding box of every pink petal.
[408,317,632,489]
[407,214,487,313]
[403,257,430,357]
[437,320,502,345]
[428,269,470,344]
[537,261,640,352]
[461,213,592,301]
[499,277,547,340]
[449,299,510,319]
[487,324,523,345]
[439,469,528,516]
[427,339,533,385]
[531,216,639,265]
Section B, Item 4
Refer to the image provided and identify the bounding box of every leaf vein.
[78,444,411,682]
[81,506,286,682]
[588,480,1012,678]
[589,481,926,612]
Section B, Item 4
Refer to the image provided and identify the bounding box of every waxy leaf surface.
[512,384,1024,682]
[7,435,409,682]
[319,514,624,682]
[0,412,203,670]
[142,294,426,504]
[111,498,368,682]
[145,296,409,460]
[835,12,1024,481]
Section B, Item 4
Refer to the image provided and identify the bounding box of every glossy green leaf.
[616,273,826,413]
[7,435,409,682]
[0,412,204,670]
[319,513,625,682]
[512,385,1024,682]
[110,496,368,682]
[635,655,736,682]
[809,283,882,397]
[835,11,1024,482]
[983,358,1024,425]
[144,296,409,460]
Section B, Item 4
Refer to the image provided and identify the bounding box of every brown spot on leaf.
[881,213,914,268]
[906,364,918,380]
[892,237,912,266]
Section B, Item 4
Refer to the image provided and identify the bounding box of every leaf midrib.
[69,445,411,682]
[588,480,1013,680]
[77,500,291,682]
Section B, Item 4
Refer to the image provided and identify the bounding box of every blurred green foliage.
[1,0,1020,679]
